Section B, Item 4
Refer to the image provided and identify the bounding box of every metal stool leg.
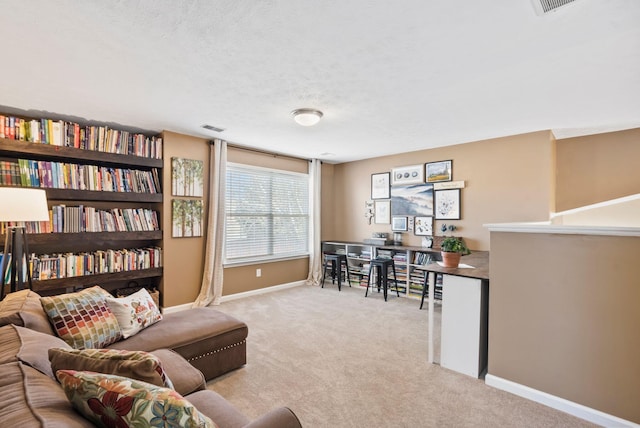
[321,257,328,288]
[391,261,400,297]
[344,259,351,287]
[420,271,428,309]
[382,264,388,301]
[365,263,374,297]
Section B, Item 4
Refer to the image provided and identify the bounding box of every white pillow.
[105,288,162,338]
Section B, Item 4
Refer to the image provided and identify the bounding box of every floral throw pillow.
[49,348,174,389]
[56,370,216,428]
[40,286,122,349]
[105,288,163,338]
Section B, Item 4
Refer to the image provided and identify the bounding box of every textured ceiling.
[1,0,639,163]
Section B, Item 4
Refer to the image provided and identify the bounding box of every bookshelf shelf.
[0,138,162,168]
[32,267,163,293]
[44,188,162,203]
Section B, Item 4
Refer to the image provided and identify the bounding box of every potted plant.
[440,236,469,268]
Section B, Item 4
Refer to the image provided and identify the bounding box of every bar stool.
[365,258,399,301]
[321,253,351,291]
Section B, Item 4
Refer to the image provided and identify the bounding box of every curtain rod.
[209,140,311,162]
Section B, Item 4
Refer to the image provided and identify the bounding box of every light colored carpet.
[208,283,595,427]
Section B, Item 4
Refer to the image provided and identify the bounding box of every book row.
[0,247,162,283]
[0,158,160,193]
[0,206,160,234]
[0,114,162,159]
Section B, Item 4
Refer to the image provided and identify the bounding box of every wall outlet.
[256,268,262,277]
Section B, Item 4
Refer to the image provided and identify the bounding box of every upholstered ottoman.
[109,307,248,381]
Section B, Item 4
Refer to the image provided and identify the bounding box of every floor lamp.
[0,188,49,300]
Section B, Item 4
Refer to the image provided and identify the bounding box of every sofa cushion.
[0,289,55,335]
[108,307,248,380]
[56,370,217,428]
[151,348,206,396]
[49,348,174,389]
[15,324,72,378]
[40,286,122,349]
[105,288,163,338]
[0,324,21,365]
[0,362,93,427]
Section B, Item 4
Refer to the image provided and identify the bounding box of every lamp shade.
[0,188,49,222]
[291,108,323,126]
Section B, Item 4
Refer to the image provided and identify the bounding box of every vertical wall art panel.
[172,199,203,237]
[172,157,204,197]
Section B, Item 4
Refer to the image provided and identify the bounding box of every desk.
[423,251,489,378]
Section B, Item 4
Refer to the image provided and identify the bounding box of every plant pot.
[441,251,461,268]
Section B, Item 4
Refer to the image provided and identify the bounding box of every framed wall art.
[391,164,424,186]
[390,183,433,216]
[172,157,204,197]
[414,216,433,236]
[391,216,408,231]
[426,160,452,183]
[434,188,461,220]
[371,172,391,199]
[172,199,204,237]
[374,200,391,224]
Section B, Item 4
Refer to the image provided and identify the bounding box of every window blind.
[225,163,309,263]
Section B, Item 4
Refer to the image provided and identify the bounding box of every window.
[224,163,309,264]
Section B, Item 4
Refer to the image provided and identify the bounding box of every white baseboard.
[485,374,638,427]
[161,302,193,314]
[219,280,306,302]
[161,280,307,313]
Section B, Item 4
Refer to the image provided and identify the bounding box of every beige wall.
[320,163,336,241]
[328,131,554,250]
[489,231,640,423]
[161,131,210,307]
[556,128,640,212]
[161,137,312,307]
[223,258,309,295]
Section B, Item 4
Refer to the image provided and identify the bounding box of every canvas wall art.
[172,157,204,197]
[172,199,203,237]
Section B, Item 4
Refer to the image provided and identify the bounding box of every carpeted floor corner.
[207,284,595,427]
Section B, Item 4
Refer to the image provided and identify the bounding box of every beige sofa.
[0,289,302,427]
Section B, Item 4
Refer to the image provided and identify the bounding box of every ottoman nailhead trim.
[187,339,246,362]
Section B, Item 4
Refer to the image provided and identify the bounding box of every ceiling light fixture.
[291,108,323,126]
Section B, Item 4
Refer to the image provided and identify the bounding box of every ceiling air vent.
[202,124,225,133]
[532,0,577,15]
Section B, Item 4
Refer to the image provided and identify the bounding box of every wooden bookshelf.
[0,115,163,294]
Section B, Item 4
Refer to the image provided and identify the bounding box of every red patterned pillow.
[40,286,122,349]
[56,370,216,428]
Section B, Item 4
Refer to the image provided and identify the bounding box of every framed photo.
[426,160,453,183]
[172,158,204,197]
[391,164,424,186]
[374,200,391,224]
[391,184,433,216]
[434,189,461,220]
[371,172,391,199]
[414,216,433,236]
[391,216,408,231]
